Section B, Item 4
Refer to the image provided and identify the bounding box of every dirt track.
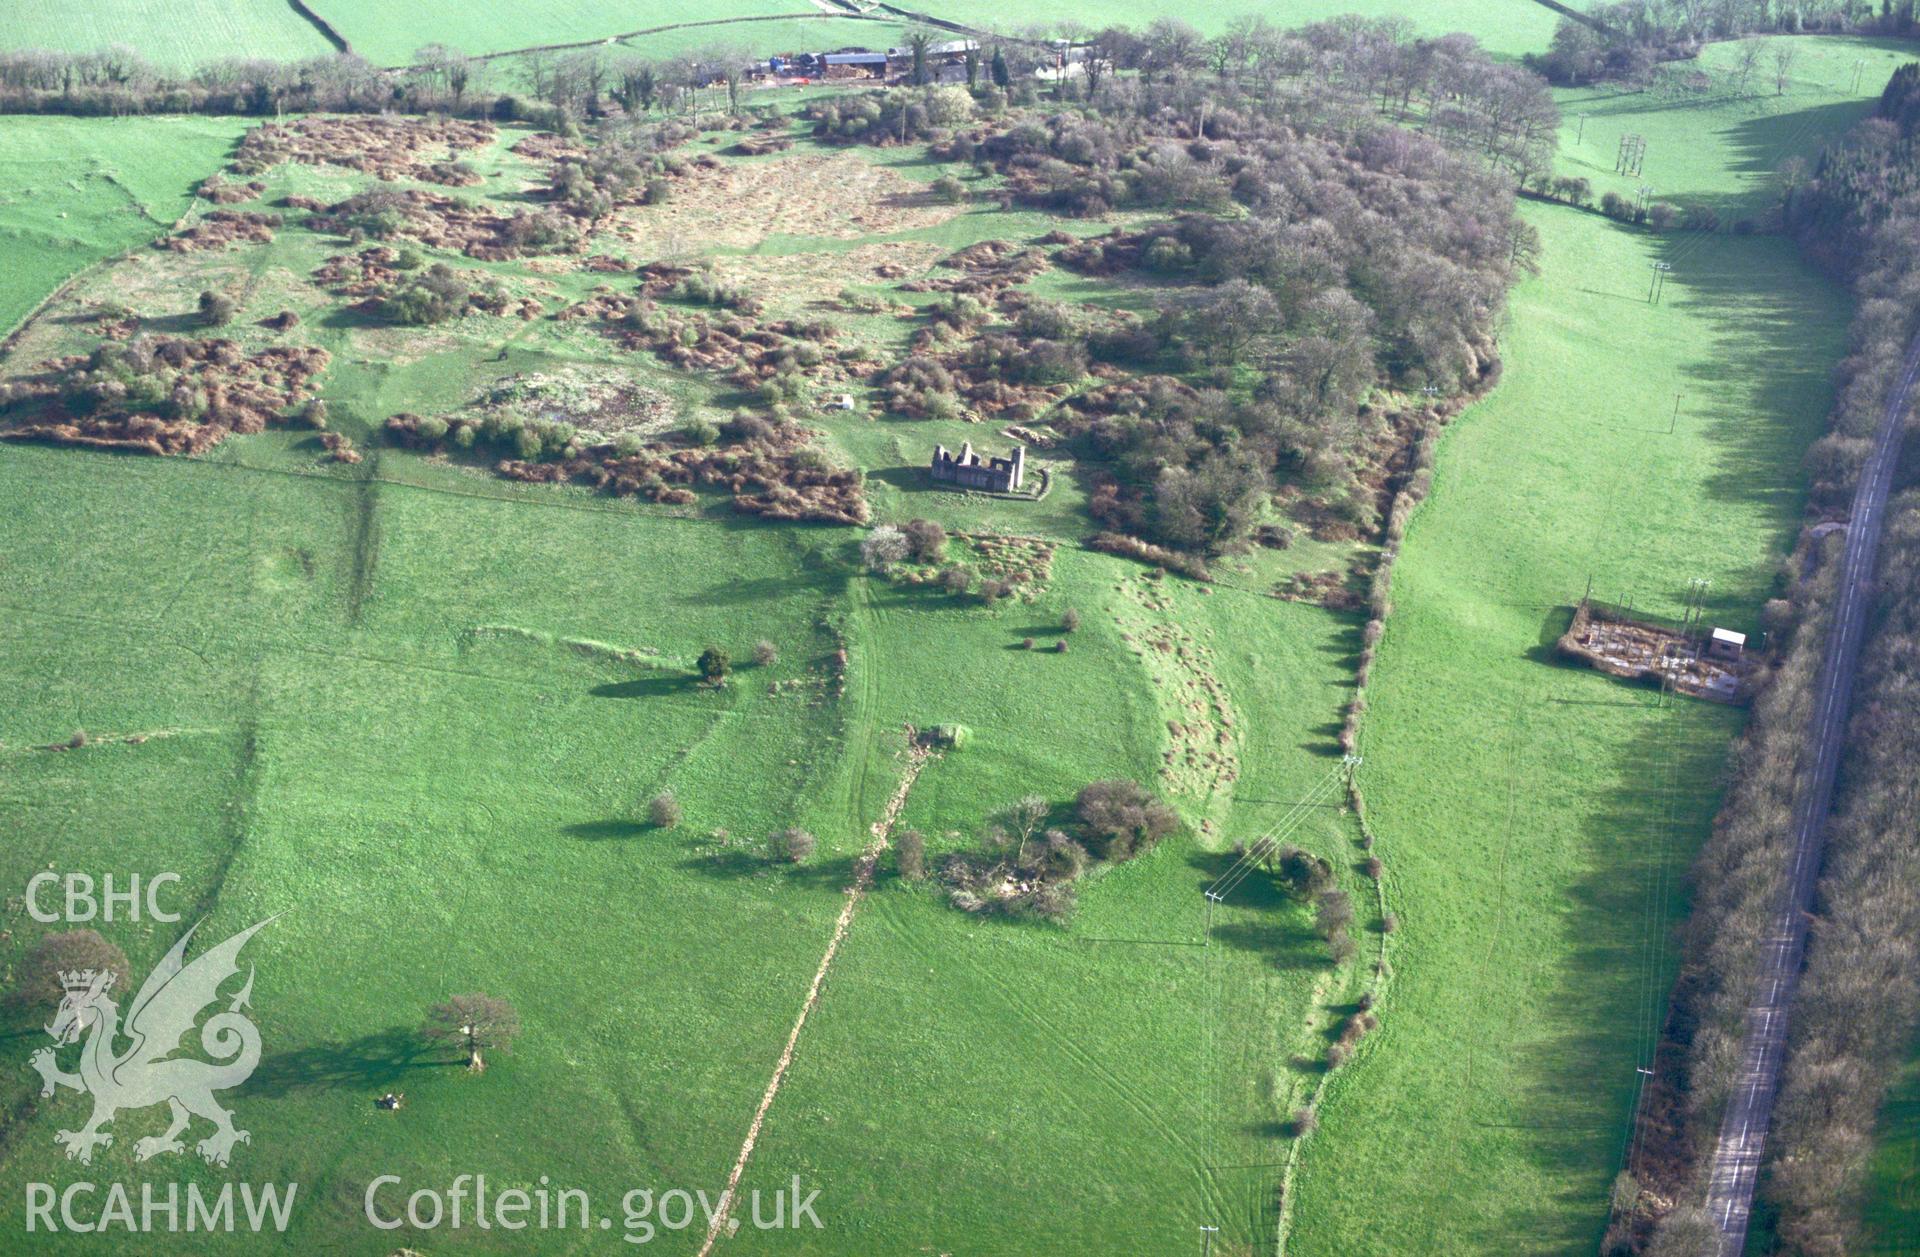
[695,738,931,1256]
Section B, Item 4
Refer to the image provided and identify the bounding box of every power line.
[1203,760,1353,903]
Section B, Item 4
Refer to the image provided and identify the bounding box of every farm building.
[769,40,976,84]
[1706,627,1747,662]
[931,442,1024,492]
[767,50,889,79]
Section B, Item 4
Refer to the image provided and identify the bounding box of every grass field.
[909,0,1560,56]
[0,0,1564,73]
[1864,1040,1920,1255]
[0,114,1374,1254]
[1280,47,1900,1249]
[0,0,330,67]
[1282,56,1867,1246]
[305,0,897,67]
[1554,35,1920,222]
[0,116,250,335]
[0,25,1905,1257]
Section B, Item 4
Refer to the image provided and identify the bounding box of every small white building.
[1706,627,1747,662]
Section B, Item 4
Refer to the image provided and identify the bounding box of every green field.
[0,0,331,67]
[1865,1040,1920,1254]
[0,19,1907,1257]
[0,116,250,334]
[0,111,1379,1254]
[910,0,1560,56]
[305,1,906,67]
[1555,35,1920,223]
[1283,53,1873,1248]
[0,0,1561,73]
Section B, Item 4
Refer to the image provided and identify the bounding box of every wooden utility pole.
[1616,133,1647,176]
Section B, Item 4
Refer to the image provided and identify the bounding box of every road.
[1700,327,1920,1256]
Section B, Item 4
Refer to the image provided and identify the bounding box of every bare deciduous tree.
[422,994,521,1073]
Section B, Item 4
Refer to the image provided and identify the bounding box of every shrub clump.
[1075,779,1179,862]
[775,827,816,863]
[647,791,682,828]
[934,781,1177,923]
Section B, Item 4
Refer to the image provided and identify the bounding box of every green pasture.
[1284,198,1850,1253]
[0,117,1372,1254]
[726,564,1371,1253]
[1864,1041,1920,1255]
[1554,34,1917,222]
[306,0,907,68]
[910,0,1560,56]
[0,115,250,335]
[0,0,330,67]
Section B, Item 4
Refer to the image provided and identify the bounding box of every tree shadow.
[1476,715,1732,1252]
[673,570,838,606]
[317,304,388,332]
[867,465,934,494]
[1209,921,1329,968]
[680,847,859,889]
[138,311,210,336]
[590,674,703,699]
[1721,98,1873,195]
[1653,229,1845,594]
[563,819,649,841]
[239,1028,447,1099]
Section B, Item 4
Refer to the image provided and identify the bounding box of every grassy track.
[0,0,330,66]
[0,116,250,335]
[1283,200,1850,1253]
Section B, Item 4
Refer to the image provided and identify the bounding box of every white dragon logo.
[29,917,273,1167]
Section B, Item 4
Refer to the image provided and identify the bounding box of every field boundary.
[696,737,931,1255]
[0,182,215,362]
[286,0,350,54]
[345,456,381,626]
[1525,0,1614,34]
[386,13,884,71]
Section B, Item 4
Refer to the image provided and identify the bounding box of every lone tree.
[903,517,947,562]
[8,930,131,1012]
[908,32,933,86]
[422,993,521,1073]
[697,645,731,684]
[752,639,778,667]
[1002,794,1049,863]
